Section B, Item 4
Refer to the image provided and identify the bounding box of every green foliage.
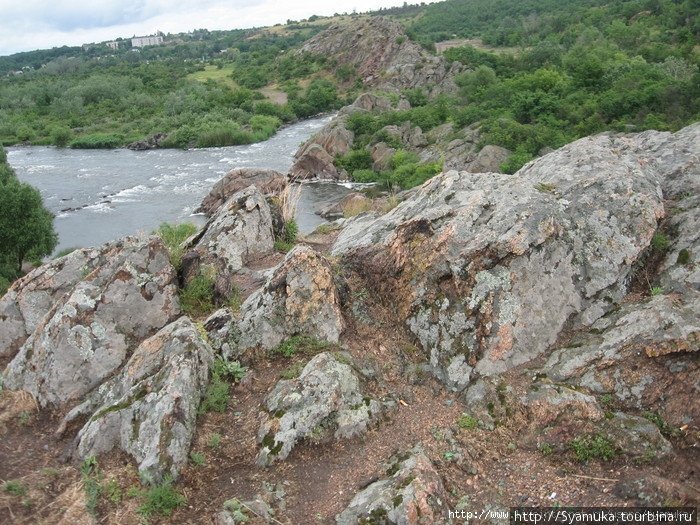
[199,374,230,413]
[3,480,27,496]
[136,478,186,518]
[569,434,617,462]
[189,451,206,466]
[502,148,535,174]
[538,443,554,456]
[223,498,250,522]
[642,411,680,438]
[180,273,216,317]
[351,169,381,183]
[651,232,669,252]
[80,456,102,517]
[207,433,222,448]
[213,357,247,382]
[677,248,691,265]
[274,219,298,252]
[335,149,373,173]
[271,335,332,358]
[70,133,123,149]
[154,222,197,269]
[650,286,664,296]
[0,166,58,278]
[457,414,478,429]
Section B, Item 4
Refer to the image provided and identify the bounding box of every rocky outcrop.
[67,317,214,483]
[3,236,180,407]
[197,168,287,216]
[336,449,451,525]
[256,352,381,466]
[184,186,275,276]
[231,246,344,355]
[0,247,103,359]
[318,192,374,220]
[301,17,459,96]
[331,126,700,391]
[127,132,167,151]
[290,118,354,181]
[463,144,511,173]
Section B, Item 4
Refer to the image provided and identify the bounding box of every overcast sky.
[0,0,418,56]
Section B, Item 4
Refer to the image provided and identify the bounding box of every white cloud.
[0,0,413,55]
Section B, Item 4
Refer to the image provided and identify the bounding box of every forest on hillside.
[0,0,697,173]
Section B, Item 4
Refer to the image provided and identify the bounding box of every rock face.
[185,186,275,276]
[232,245,344,354]
[127,132,167,151]
[301,17,459,96]
[0,247,103,359]
[463,144,511,173]
[256,352,380,466]
[290,118,354,181]
[197,168,287,216]
[319,192,374,220]
[3,236,180,407]
[332,130,694,390]
[67,317,214,482]
[336,449,452,525]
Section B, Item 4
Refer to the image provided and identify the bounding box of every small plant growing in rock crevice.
[274,184,302,252]
[180,271,216,317]
[271,335,332,358]
[569,434,617,462]
[154,222,198,270]
[457,413,478,430]
[650,232,669,253]
[136,478,186,518]
[80,456,102,517]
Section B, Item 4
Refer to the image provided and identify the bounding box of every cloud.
[0,0,411,56]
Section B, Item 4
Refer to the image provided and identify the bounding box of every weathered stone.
[185,186,275,275]
[602,412,672,458]
[3,236,180,407]
[233,245,344,354]
[464,145,511,173]
[0,247,102,359]
[333,130,670,389]
[197,168,287,216]
[256,352,379,466]
[371,142,396,171]
[319,192,374,220]
[127,132,167,151]
[522,384,604,427]
[336,448,452,525]
[68,317,214,482]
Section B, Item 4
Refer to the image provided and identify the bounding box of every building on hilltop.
[106,41,120,50]
[131,32,164,48]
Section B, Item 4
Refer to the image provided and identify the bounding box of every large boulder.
[232,245,344,354]
[464,145,511,173]
[197,168,287,216]
[290,118,353,181]
[66,317,214,482]
[3,236,180,407]
[332,131,679,390]
[256,352,381,466]
[336,449,452,525]
[0,247,103,359]
[184,186,275,276]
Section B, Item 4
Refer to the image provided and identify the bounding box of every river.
[6,115,351,254]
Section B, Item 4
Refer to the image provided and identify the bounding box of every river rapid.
[7,115,352,254]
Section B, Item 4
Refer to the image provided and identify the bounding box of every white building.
[106,41,119,50]
[131,33,164,48]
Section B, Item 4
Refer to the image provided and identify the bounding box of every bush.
[137,479,186,517]
[69,133,123,149]
[351,169,380,183]
[154,222,197,269]
[180,273,215,317]
[199,375,230,413]
[271,335,332,358]
[569,434,617,462]
[335,149,373,173]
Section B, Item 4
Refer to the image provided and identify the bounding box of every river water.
[7,116,351,254]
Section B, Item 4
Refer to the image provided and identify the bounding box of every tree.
[0,150,57,275]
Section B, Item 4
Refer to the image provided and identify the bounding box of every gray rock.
[197,168,287,216]
[602,412,672,458]
[233,245,344,354]
[256,352,380,466]
[290,118,353,181]
[185,186,275,275]
[333,130,671,389]
[0,247,103,359]
[70,317,214,482]
[3,236,180,407]
[336,448,452,525]
[464,145,511,173]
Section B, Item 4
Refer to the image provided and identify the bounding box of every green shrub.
[501,148,535,174]
[352,169,380,183]
[154,222,197,270]
[651,232,669,252]
[213,357,247,382]
[271,335,332,358]
[569,434,617,462]
[335,149,373,173]
[189,451,206,466]
[3,480,27,496]
[457,414,478,429]
[274,219,298,252]
[677,248,691,265]
[207,433,222,448]
[80,456,102,517]
[137,479,186,518]
[70,133,123,149]
[199,375,230,413]
[180,273,215,317]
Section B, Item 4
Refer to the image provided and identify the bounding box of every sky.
[0,0,420,56]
